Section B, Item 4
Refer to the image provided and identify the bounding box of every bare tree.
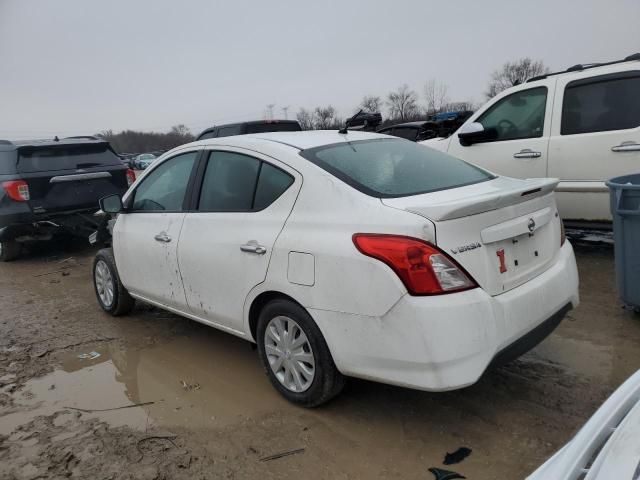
[296,108,314,130]
[360,95,382,113]
[387,84,419,121]
[170,124,191,136]
[486,58,549,99]
[423,79,449,115]
[441,100,476,113]
[314,105,337,129]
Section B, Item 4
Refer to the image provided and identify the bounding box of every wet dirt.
[1,241,639,479]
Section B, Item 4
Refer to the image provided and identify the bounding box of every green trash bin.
[606,173,640,311]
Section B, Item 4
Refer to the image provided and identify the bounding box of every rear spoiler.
[384,177,559,221]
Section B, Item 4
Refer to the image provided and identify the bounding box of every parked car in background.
[528,369,640,479]
[133,153,156,170]
[378,112,473,142]
[93,130,578,406]
[422,53,640,227]
[196,119,301,140]
[0,137,135,261]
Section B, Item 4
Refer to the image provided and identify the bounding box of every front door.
[178,148,301,332]
[114,150,200,310]
[548,69,640,221]
[447,82,554,180]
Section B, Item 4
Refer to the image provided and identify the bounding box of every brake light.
[126,169,136,187]
[2,180,30,202]
[353,234,477,295]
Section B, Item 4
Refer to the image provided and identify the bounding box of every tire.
[0,240,21,262]
[256,299,345,407]
[93,248,134,316]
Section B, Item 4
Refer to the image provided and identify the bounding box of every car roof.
[0,137,109,152]
[192,129,390,151]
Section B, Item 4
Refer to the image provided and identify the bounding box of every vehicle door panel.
[178,148,301,332]
[447,81,555,180]
[548,69,640,221]
[114,150,200,310]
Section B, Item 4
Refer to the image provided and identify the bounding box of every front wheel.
[93,248,134,316]
[256,299,345,407]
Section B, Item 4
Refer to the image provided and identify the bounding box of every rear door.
[114,150,200,310]
[548,68,640,221]
[178,148,301,332]
[17,143,129,214]
[447,82,554,179]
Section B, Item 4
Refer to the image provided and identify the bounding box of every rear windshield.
[300,138,494,198]
[17,145,121,173]
[245,123,301,134]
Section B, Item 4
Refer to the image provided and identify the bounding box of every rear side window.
[245,122,302,134]
[476,87,547,141]
[17,145,121,173]
[391,127,419,141]
[300,138,493,198]
[562,73,640,135]
[131,151,198,211]
[216,126,242,137]
[198,152,294,211]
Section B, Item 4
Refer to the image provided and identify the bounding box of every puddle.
[0,329,284,435]
[534,335,614,381]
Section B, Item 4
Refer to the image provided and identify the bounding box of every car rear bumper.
[0,209,103,242]
[310,242,579,391]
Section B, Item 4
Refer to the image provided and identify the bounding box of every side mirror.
[99,194,123,214]
[458,122,498,146]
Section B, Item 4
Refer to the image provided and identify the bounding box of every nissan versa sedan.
[93,130,579,406]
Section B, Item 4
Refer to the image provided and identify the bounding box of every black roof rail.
[527,52,640,83]
[64,135,100,140]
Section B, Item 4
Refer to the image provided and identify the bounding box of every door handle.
[611,142,640,152]
[154,232,171,243]
[513,149,542,159]
[240,241,267,255]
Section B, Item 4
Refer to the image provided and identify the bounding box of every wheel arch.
[247,290,306,343]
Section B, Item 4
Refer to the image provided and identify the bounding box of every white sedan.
[93,130,579,406]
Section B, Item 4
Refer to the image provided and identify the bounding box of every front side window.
[300,138,493,198]
[198,152,294,212]
[476,87,547,141]
[562,73,640,135]
[131,151,197,211]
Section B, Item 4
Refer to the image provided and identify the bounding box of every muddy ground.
[0,240,639,480]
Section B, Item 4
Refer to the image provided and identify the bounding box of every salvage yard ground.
[0,241,638,479]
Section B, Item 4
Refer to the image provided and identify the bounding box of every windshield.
[300,138,494,198]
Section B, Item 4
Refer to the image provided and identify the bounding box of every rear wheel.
[93,248,134,316]
[256,299,345,407]
[0,240,21,262]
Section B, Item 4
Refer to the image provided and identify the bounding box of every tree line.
[99,57,548,152]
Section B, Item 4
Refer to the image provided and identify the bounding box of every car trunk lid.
[382,177,563,296]
[17,143,128,214]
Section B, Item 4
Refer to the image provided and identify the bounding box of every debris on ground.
[180,380,201,391]
[77,351,100,360]
[259,447,305,462]
[444,447,472,465]
[429,467,466,480]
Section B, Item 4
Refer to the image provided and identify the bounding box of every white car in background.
[422,53,640,226]
[529,370,640,480]
[93,131,579,406]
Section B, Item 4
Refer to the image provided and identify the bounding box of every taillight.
[2,180,30,202]
[353,234,477,295]
[126,169,136,186]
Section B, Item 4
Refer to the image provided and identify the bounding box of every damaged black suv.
[0,137,135,261]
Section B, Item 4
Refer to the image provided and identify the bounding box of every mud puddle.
[1,331,283,438]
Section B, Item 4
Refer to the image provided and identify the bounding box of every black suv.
[0,137,134,261]
[196,120,301,140]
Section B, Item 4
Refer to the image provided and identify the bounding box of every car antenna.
[339,109,363,134]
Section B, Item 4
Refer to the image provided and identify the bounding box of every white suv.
[94,131,579,406]
[422,53,640,225]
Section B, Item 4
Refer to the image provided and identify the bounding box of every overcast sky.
[1,0,638,139]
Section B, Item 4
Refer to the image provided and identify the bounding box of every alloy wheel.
[94,259,114,307]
